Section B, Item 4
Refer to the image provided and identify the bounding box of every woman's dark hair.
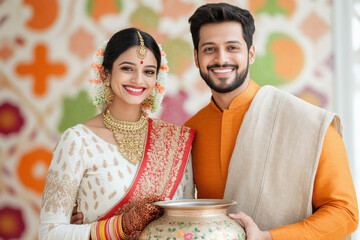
[188,3,255,52]
[103,28,161,74]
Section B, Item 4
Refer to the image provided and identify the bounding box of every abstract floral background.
[0,0,342,239]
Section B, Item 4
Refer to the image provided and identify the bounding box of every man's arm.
[269,124,358,239]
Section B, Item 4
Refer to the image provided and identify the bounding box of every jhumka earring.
[136,31,147,64]
[142,95,155,108]
[104,77,114,105]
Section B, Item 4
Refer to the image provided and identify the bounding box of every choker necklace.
[103,108,148,165]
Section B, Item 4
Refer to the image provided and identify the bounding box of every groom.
[184,2,358,240]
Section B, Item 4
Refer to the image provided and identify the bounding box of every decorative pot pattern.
[139,199,246,240]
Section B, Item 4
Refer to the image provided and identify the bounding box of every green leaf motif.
[58,90,96,133]
[163,38,193,75]
[130,6,159,29]
[256,0,288,16]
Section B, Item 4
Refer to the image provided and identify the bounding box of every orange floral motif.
[16,43,66,96]
[17,147,52,195]
[160,64,169,72]
[161,0,195,19]
[155,83,165,94]
[24,0,58,30]
[69,27,95,60]
[89,0,120,21]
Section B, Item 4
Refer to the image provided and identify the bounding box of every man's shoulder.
[184,104,212,128]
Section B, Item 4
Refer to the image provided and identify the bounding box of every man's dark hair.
[188,3,255,52]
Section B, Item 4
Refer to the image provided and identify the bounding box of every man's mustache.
[207,63,239,70]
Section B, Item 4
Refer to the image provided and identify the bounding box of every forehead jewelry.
[136,31,147,64]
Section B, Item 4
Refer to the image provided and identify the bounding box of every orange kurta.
[185,80,358,239]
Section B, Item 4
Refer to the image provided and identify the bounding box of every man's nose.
[214,49,229,65]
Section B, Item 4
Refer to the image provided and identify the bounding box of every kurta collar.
[209,79,260,112]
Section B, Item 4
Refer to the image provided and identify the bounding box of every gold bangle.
[118,214,128,239]
[90,221,98,240]
[109,216,118,240]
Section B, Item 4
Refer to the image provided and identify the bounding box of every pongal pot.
[139,199,246,240]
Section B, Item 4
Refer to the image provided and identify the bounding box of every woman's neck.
[107,101,142,122]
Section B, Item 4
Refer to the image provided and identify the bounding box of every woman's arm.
[39,128,91,240]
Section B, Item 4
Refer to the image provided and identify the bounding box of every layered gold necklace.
[103,108,148,165]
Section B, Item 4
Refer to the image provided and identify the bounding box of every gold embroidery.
[64,131,70,141]
[82,126,89,134]
[95,177,100,185]
[82,138,88,147]
[93,164,98,171]
[75,160,81,173]
[94,201,98,210]
[92,136,98,143]
[127,165,132,174]
[82,189,87,196]
[85,201,89,211]
[93,191,97,200]
[101,187,105,195]
[108,144,114,152]
[114,157,119,166]
[74,130,80,137]
[109,191,116,200]
[124,186,128,192]
[69,141,75,156]
[88,181,92,190]
[56,149,62,164]
[108,172,113,181]
[103,160,107,168]
[87,149,93,158]
[116,119,192,213]
[61,162,67,171]
[49,224,55,231]
[96,144,104,153]
[41,170,78,216]
[118,170,124,179]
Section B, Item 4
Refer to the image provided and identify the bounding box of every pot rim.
[153,199,237,210]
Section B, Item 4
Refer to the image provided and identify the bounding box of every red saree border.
[99,118,195,221]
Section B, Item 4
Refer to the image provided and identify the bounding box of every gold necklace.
[103,108,148,165]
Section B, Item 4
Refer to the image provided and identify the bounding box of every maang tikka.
[136,31,147,64]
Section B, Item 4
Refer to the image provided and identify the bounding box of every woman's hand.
[122,196,163,233]
[229,211,272,240]
[70,201,84,224]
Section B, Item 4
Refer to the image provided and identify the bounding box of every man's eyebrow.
[200,40,242,48]
[200,42,216,48]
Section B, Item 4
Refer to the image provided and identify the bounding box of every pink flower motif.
[0,205,26,239]
[0,102,25,136]
[184,233,193,240]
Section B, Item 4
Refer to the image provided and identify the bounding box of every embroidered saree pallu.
[98,118,195,238]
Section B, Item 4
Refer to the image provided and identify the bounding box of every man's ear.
[194,49,199,68]
[249,45,255,64]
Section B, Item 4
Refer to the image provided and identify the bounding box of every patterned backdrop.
[0,0,335,239]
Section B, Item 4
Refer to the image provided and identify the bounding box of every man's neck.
[211,78,250,110]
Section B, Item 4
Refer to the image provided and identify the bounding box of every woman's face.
[108,46,157,107]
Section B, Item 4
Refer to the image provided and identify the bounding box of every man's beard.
[199,58,249,93]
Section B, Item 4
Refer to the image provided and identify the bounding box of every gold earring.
[142,95,155,107]
[104,77,114,105]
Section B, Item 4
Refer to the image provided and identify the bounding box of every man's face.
[194,21,255,93]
